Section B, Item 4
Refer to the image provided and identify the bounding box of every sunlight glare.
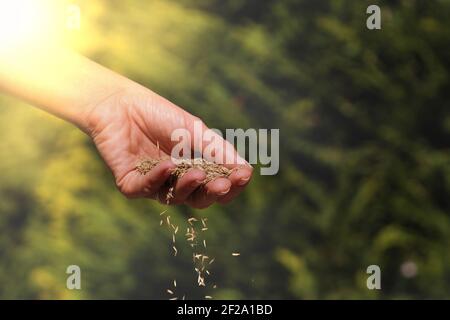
[0,0,61,47]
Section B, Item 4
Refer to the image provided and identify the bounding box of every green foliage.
[0,0,449,299]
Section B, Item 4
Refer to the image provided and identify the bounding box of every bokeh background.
[0,0,450,299]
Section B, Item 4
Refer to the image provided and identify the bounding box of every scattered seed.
[138,158,232,183]
[170,297,178,300]
[194,254,202,260]
[166,187,174,204]
[146,174,224,299]
[138,159,230,299]
[232,253,241,257]
[188,217,198,226]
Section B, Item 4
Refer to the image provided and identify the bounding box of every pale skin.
[0,45,252,209]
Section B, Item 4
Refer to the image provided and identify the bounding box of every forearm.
[0,45,132,132]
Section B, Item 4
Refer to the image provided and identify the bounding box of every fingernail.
[218,188,231,196]
[191,180,203,187]
[238,176,251,186]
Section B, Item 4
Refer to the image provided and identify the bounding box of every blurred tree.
[0,0,449,299]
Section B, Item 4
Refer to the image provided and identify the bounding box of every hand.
[83,86,253,209]
[0,46,252,209]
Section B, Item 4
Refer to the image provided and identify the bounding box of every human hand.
[0,46,252,209]
[83,86,253,209]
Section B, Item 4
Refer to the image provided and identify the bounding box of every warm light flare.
[0,0,62,47]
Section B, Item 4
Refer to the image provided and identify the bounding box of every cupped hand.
[83,86,253,209]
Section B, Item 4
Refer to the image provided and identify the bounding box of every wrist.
[76,85,130,137]
[59,53,139,136]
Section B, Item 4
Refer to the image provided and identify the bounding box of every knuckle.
[116,180,136,199]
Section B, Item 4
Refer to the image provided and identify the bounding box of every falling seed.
[213,285,217,289]
[188,217,197,225]
[182,295,186,300]
[232,253,241,257]
[160,220,163,226]
[156,203,220,296]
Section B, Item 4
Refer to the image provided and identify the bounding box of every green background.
[0,0,449,299]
